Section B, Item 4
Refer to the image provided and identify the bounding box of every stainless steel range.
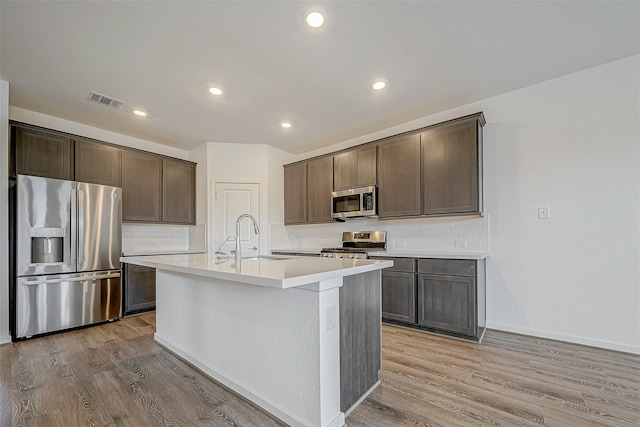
[321,231,386,259]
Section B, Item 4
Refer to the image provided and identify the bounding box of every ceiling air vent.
[87,91,124,109]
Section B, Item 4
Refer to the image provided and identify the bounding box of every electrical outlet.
[325,304,336,331]
[395,240,407,248]
[538,206,550,219]
[454,240,467,248]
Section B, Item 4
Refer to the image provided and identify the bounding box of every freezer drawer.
[17,271,121,338]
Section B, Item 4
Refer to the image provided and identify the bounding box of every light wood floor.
[1,314,638,426]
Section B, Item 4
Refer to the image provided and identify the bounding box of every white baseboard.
[486,321,640,355]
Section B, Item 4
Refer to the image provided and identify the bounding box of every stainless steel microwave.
[331,186,377,219]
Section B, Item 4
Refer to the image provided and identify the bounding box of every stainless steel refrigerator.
[15,174,122,339]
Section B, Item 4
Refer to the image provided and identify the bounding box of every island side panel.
[153,270,344,427]
[339,270,382,413]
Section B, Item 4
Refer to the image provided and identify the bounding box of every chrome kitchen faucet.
[235,214,260,260]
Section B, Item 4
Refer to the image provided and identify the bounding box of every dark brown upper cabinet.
[75,139,122,187]
[162,158,196,224]
[284,163,307,225]
[122,150,162,222]
[377,133,422,218]
[13,126,73,180]
[421,114,483,215]
[282,112,484,224]
[333,145,377,191]
[306,157,334,223]
[284,157,333,225]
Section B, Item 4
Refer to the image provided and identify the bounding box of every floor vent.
[87,91,124,109]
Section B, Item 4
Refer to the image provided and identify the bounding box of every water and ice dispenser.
[29,227,65,264]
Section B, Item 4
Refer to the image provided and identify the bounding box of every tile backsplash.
[271,215,489,254]
[122,223,206,255]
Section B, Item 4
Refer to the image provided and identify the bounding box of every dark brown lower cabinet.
[417,273,476,336]
[123,263,156,315]
[382,270,416,323]
[381,257,486,341]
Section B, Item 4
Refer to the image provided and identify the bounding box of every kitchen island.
[120,253,392,427]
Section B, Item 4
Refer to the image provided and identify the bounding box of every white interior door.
[212,182,260,257]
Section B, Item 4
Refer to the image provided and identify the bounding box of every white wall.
[285,55,640,354]
[0,80,10,343]
[480,55,640,354]
[201,142,294,255]
[189,143,209,225]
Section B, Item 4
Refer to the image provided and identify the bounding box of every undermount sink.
[242,256,291,261]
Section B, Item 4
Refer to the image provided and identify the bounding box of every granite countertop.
[120,253,392,289]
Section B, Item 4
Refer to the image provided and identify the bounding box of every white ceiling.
[1,1,639,155]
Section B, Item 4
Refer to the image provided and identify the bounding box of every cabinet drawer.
[417,259,475,276]
[381,258,415,272]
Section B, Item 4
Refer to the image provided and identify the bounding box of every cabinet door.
[382,270,417,323]
[75,139,122,187]
[333,145,377,191]
[355,145,377,187]
[377,134,421,217]
[124,264,156,315]
[417,273,476,336]
[333,151,356,191]
[122,150,162,222]
[14,127,73,180]
[422,119,478,215]
[284,163,307,224]
[162,159,196,224]
[306,157,333,223]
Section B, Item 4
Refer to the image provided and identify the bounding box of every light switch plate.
[538,206,550,219]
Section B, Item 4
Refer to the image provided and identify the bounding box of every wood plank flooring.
[1,315,638,426]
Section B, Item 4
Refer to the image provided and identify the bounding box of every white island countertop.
[120,253,392,289]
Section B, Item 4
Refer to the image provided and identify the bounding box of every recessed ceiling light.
[209,86,223,96]
[133,110,147,117]
[281,121,292,129]
[372,81,386,91]
[305,10,325,28]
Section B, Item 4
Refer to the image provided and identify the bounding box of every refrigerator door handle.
[21,272,121,286]
[70,185,77,270]
[77,188,85,265]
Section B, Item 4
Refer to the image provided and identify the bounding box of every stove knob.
[349,254,355,259]
[338,254,343,258]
